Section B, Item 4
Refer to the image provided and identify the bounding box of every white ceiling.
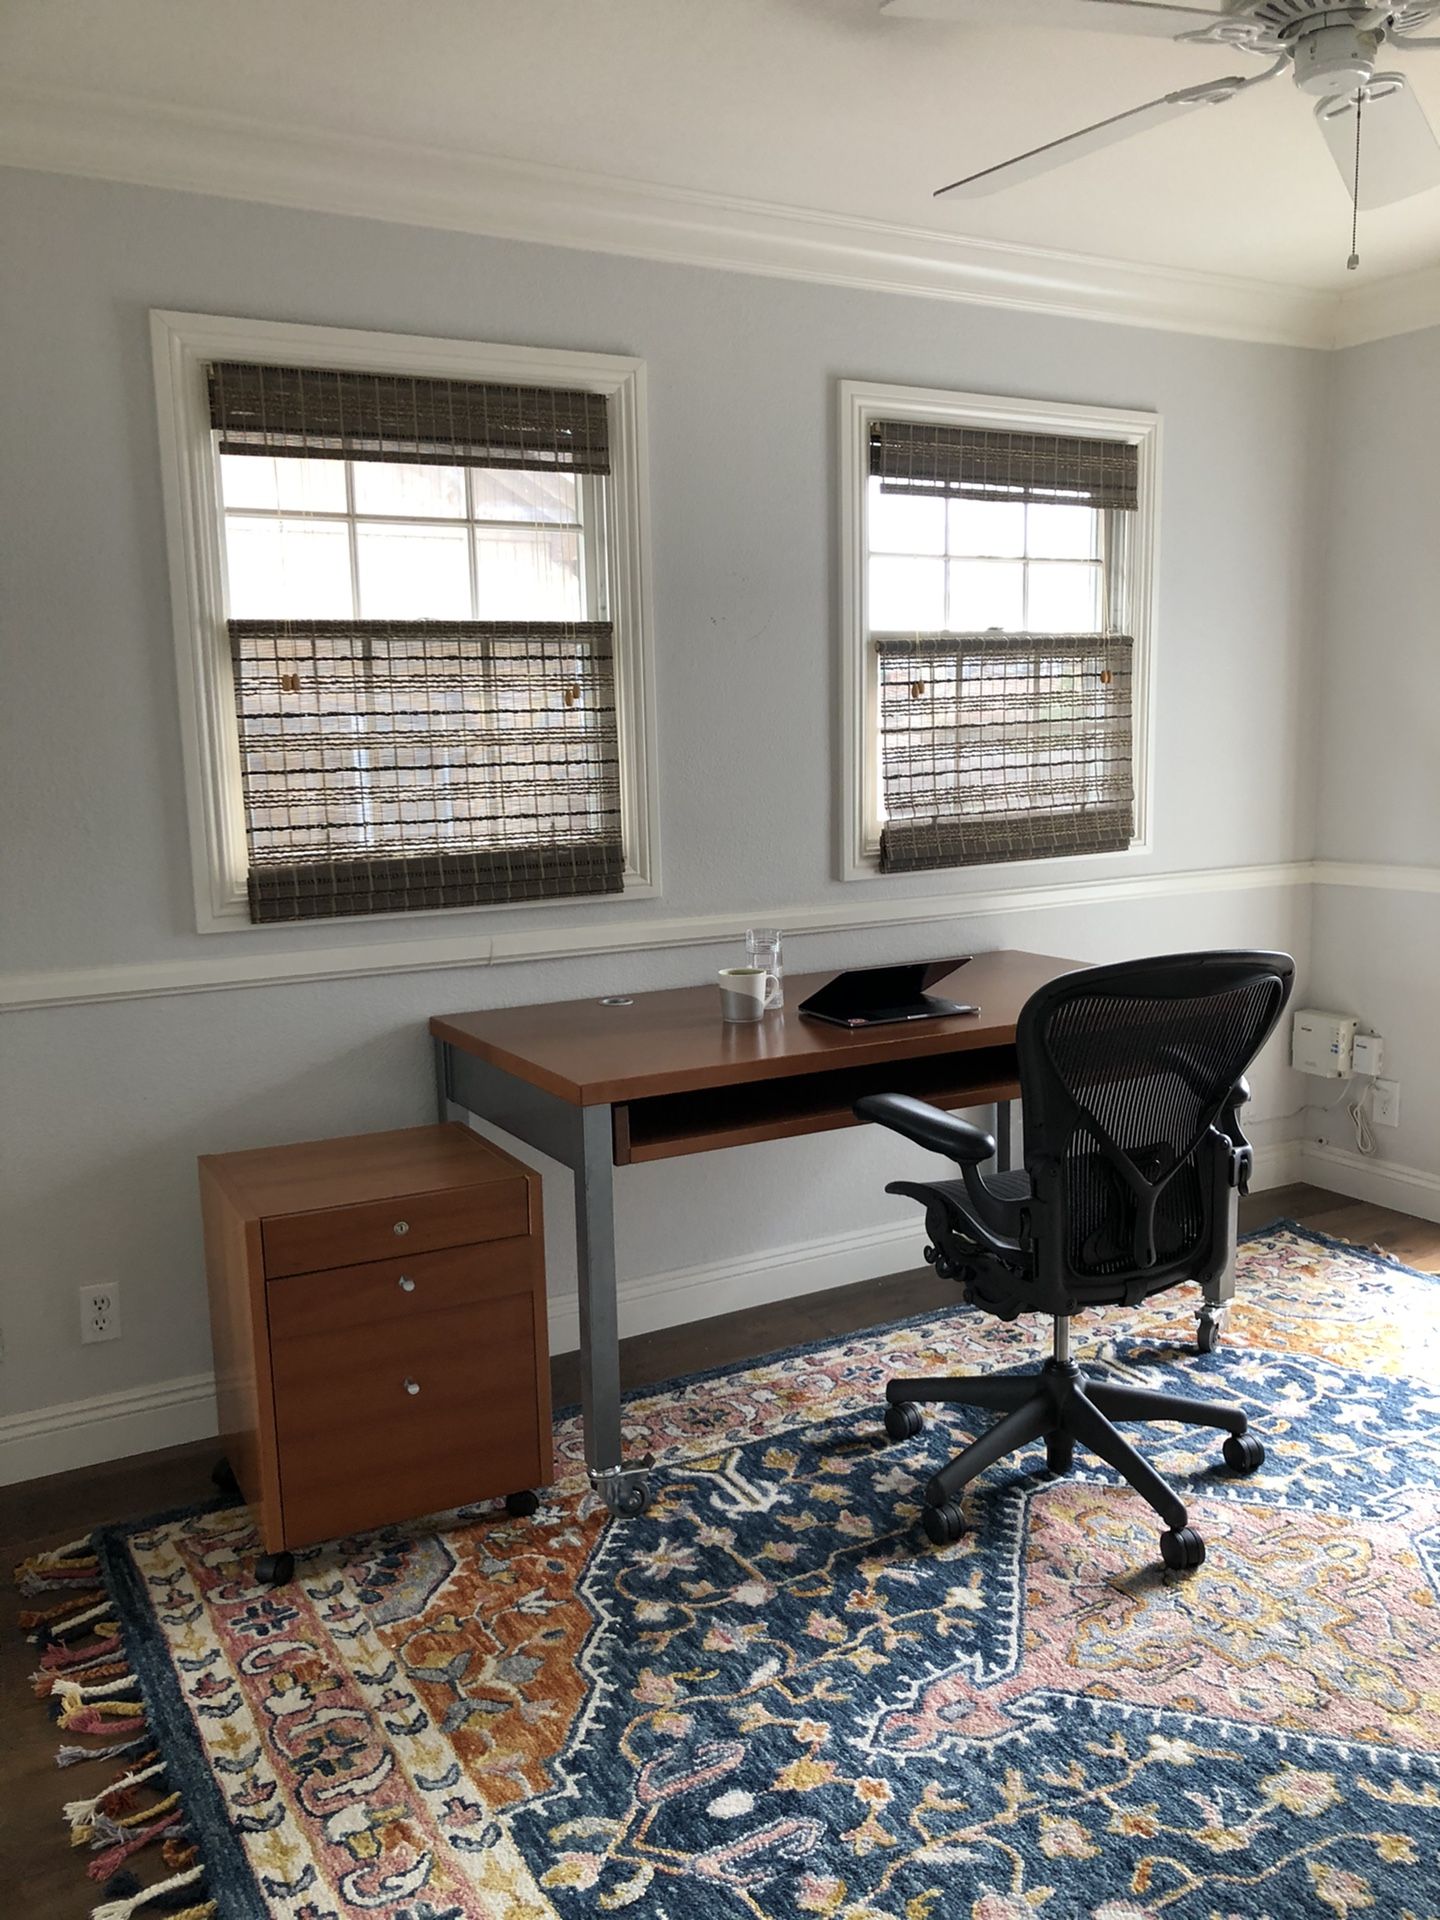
[4,0,1439,298]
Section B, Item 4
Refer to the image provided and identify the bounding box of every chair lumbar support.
[884,1316,1263,1569]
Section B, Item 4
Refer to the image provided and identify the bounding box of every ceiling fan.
[881,2,1440,266]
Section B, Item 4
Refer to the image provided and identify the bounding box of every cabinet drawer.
[271,1293,545,1546]
[265,1238,534,1336]
[262,1176,528,1277]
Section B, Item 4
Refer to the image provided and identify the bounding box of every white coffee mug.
[718,966,779,1024]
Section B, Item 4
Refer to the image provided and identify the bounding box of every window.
[153,314,657,931]
[840,382,1158,882]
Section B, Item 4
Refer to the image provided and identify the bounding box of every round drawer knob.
[404,1377,420,1396]
[398,1275,416,1293]
[393,1220,410,1237]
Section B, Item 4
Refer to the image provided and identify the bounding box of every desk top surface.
[431,949,1083,1106]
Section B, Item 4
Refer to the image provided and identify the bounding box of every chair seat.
[929,1168,1032,1209]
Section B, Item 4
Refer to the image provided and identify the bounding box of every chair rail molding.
[0,860,1312,1012]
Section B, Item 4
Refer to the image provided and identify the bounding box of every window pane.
[470,468,579,524]
[1027,561,1103,633]
[474,526,583,619]
[1026,502,1099,560]
[870,556,944,631]
[224,516,353,616]
[352,462,465,519]
[948,559,1024,631]
[220,454,346,513]
[868,479,945,556]
[356,524,472,618]
[948,498,1025,558]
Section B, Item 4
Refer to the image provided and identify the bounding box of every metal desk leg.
[576,1105,652,1516]
[995,1099,1015,1174]
[436,1042,652,1517]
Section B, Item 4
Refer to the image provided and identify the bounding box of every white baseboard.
[1299,1141,1440,1225]
[0,1372,219,1489]
[0,1137,1308,1487]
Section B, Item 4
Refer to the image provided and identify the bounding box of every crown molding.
[0,79,1347,350]
[1331,261,1440,349]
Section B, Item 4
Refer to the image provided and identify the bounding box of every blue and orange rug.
[18,1224,1440,1919]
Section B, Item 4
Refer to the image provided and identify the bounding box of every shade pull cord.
[1348,86,1363,273]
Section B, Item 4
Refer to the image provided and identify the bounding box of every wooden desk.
[431,948,1082,1514]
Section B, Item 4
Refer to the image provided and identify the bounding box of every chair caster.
[1045,1434,1074,1475]
[884,1401,924,1441]
[504,1489,540,1518]
[1196,1309,1223,1354]
[922,1501,968,1546]
[211,1455,240,1498]
[1222,1432,1265,1475]
[256,1551,294,1587]
[1159,1528,1205,1571]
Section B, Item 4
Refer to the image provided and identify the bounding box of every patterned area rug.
[18,1224,1440,1920]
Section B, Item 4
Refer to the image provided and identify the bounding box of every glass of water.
[745,928,784,1009]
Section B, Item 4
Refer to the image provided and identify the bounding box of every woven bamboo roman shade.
[209,362,610,474]
[870,419,1137,510]
[229,620,623,922]
[877,634,1134,871]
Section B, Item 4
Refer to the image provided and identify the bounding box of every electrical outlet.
[1372,1079,1401,1129]
[80,1284,121,1344]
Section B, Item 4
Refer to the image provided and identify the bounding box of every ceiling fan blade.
[881,0,1229,37]
[935,86,1215,196]
[1316,79,1440,209]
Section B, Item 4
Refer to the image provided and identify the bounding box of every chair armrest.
[854,1093,995,1165]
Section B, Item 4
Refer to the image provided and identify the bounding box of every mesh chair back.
[1016,953,1294,1290]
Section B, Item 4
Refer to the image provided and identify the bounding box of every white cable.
[1348,1081,1378,1158]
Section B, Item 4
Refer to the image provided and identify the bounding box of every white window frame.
[839,378,1160,883]
[152,310,660,934]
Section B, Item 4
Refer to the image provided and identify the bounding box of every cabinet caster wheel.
[1045,1434,1074,1475]
[1222,1432,1265,1475]
[922,1501,968,1547]
[211,1455,240,1499]
[256,1552,294,1587]
[504,1489,540,1518]
[1196,1312,1222,1355]
[1159,1528,1205,1572]
[884,1401,924,1442]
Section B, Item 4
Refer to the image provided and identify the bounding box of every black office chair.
[856,950,1295,1570]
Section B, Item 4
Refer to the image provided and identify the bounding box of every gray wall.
[1309,324,1440,1172]
[1,167,1322,1460]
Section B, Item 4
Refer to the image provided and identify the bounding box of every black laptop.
[798,958,976,1030]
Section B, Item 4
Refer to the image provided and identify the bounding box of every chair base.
[885,1344,1259,1568]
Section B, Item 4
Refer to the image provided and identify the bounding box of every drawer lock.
[393,1220,410,1236]
[398,1275,416,1293]
[404,1377,421,1395]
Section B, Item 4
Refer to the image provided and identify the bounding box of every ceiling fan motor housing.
[1291,22,1382,95]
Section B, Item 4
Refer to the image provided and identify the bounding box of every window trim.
[838,378,1160,884]
[151,310,659,934]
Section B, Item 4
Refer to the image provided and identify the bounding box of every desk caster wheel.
[922,1501,967,1547]
[1196,1310,1222,1354]
[1222,1433,1264,1475]
[1045,1434,1074,1475]
[256,1552,294,1587]
[884,1401,924,1441]
[611,1480,651,1518]
[211,1455,240,1498]
[505,1490,540,1518]
[1159,1528,1205,1572]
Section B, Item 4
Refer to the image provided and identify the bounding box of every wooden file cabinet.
[199,1123,552,1584]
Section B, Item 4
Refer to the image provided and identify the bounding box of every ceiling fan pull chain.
[1348,85,1363,273]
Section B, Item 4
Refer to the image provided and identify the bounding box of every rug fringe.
[19,1591,105,1632]
[87,1805,184,1883]
[65,1757,169,1842]
[91,1862,206,1920]
[31,1596,113,1646]
[15,1539,102,1595]
[57,1731,154,1769]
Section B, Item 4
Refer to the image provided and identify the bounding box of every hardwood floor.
[4,1184,1437,1919]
